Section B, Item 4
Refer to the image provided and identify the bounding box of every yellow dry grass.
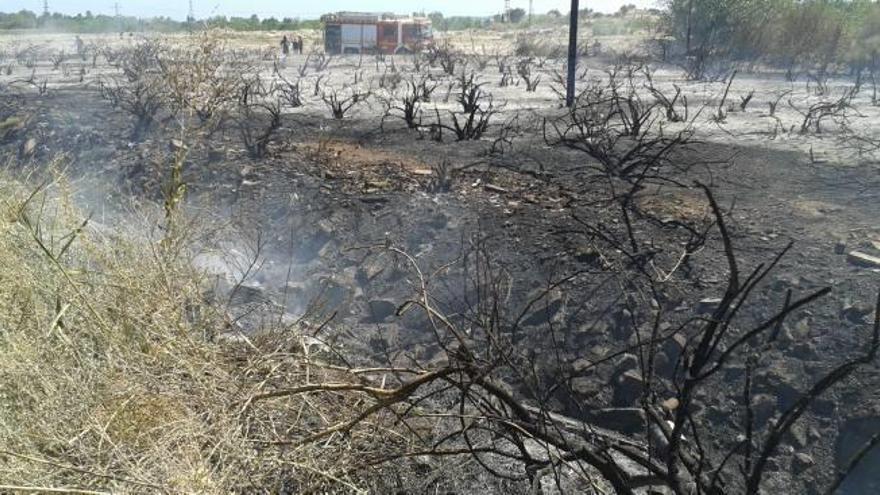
[0,174,414,493]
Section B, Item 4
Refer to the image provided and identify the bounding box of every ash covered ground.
[1,29,879,494]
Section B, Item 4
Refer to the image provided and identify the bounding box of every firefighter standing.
[280,35,290,57]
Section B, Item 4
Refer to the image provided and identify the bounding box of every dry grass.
[0,174,418,493]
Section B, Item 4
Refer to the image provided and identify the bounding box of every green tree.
[509,8,526,23]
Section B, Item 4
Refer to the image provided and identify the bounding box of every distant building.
[320,12,433,55]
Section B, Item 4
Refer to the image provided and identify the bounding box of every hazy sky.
[3,1,658,20]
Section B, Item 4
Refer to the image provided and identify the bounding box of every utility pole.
[504,0,511,22]
[566,0,580,108]
[529,0,533,25]
[188,0,195,31]
[42,0,49,17]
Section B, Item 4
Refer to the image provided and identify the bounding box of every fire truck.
[320,12,433,55]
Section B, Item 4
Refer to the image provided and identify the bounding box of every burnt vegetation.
[1,9,880,493]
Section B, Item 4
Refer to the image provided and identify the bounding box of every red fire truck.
[321,12,433,55]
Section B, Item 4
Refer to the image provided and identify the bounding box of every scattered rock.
[788,423,809,449]
[364,299,397,323]
[791,342,818,359]
[228,283,267,306]
[761,368,801,410]
[724,364,746,381]
[283,281,307,299]
[318,239,337,259]
[792,452,815,473]
[615,353,639,376]
[834,241,847,255]
[661,397,680,412]
[763,457,782,473]
[780,318,811,344]
[356,257,386,286]
[653,353,670,375]
[398,302,432,331]
[589,407,645,434]
[20,137,37,158]
[484,183,508,194]
[168,138,187,151]
[847,251,880,269]
[659,333,687,373]
[571,358,593,373]
[613,370,644,406]
[813,398,836,418]
[698,297,723,314]
[751,393,776,424]
[570,375,601,398]
[611,309,634,340]
[574,246,600,263]
[841,301,874,324]
[521,290,565,326]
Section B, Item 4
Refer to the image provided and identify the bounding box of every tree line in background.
[665,0,880,76]
[0,6,654,34]
[0,10,320,33]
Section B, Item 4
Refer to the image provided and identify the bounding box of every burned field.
[1,29,880,494]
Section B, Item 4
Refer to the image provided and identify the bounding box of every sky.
[2,1,659,20]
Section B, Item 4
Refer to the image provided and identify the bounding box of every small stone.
[660,333,687,372]
[791,342,817,359]
[169,138,187,151]
[570,375,601,397]
[792,453,815,473]
[611,309,634,341]
[661,397,680,412]
[484,183,508,194]
[21,137,36,157]
[521,290,565,326]
[834,241,847,255]
[698,297,723,314]
[615,353,639,375]
[841,302,873,324]
[574,246,600,263]
[364,299,397,323]
[788,423,809,448]
[571,358,593,373]
[847,251,880,269]
[356,257,385,285]
[590,408,645,434]
[752,394,776,424]
[613,370,644,406]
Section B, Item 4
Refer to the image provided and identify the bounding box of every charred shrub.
[436,73,500,142]
[384,74,437,130]
[235,75,282,159]
[321,85,371,120]
[545,72,691,182]
[516,57,541,92]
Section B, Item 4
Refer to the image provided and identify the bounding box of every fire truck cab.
[321,12,432,55]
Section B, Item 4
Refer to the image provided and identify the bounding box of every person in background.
[75,35,85,59]
[296,35,304,54]
[280,35,291,58]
